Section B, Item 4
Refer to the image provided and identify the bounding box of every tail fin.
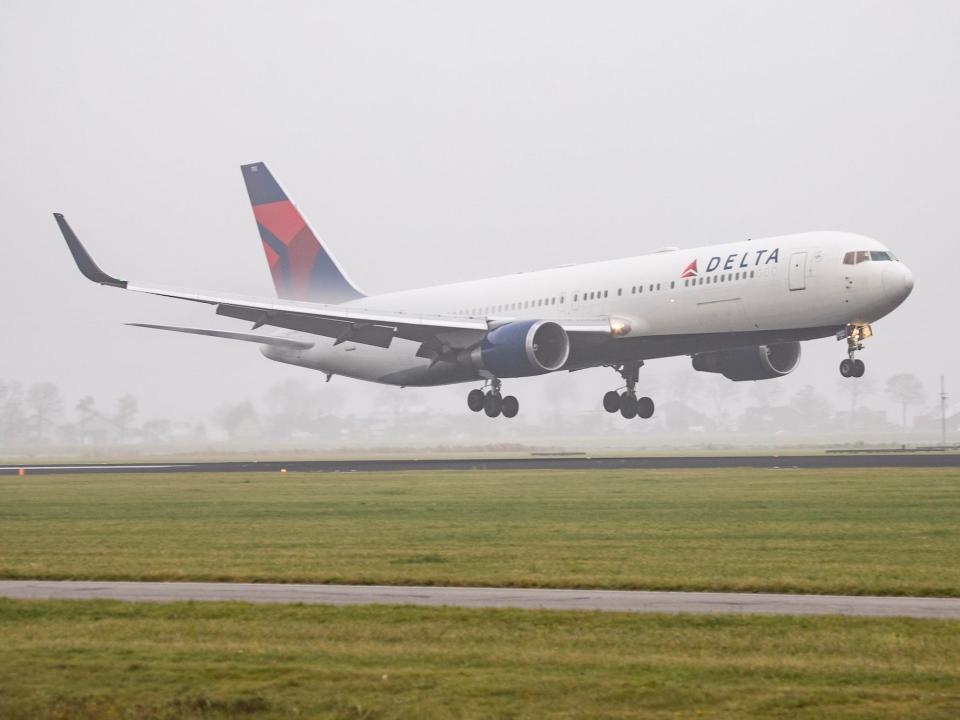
[241,162,365,304]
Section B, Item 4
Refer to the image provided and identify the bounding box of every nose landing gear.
[603,361,655,420]
[839,358,865,378]
[837,323,871,378]
[467,379,519,418]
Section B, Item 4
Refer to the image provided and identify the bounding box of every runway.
[2,453,959,475]
[1,580,958,619]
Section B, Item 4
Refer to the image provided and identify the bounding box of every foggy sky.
[1,0,958,427]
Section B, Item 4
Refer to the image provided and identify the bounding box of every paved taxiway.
[1,581,958,619]
[2,453,959,475]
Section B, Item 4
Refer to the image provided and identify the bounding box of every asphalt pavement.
[2,453,959,475]
[1,580,958,619]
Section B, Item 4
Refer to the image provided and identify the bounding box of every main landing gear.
[467,379,519,419]
[603,361,655,420]
[838,323,871,378]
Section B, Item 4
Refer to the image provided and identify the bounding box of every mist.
[1,1,958,456]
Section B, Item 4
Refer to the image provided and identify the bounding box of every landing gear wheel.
[852,359,865,378]
[839,358,854,378]
[636,396,655,419]
[619,393,638,419]
[603,391,621,413]
[483,393,502,418]
[467,389,485,412]
[501,395,519,418]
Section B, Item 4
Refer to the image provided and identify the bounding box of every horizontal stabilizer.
[127,323,314,350]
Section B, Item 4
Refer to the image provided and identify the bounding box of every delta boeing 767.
[55,162,913,420]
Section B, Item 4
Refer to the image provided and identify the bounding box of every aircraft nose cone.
[882,265,913,305]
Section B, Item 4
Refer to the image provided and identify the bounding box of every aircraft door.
[789,252,807,291]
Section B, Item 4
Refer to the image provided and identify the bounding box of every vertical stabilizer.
[241,162,364,304]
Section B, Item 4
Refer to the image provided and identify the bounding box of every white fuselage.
[262,231,913,386]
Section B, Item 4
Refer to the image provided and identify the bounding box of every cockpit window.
[843,250,897,265]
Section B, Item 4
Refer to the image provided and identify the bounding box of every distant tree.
[0,381,26,446]
[835,376,876,429]
[141,418,172,444]
[26,382,63,441]
[885,373,926,428]
[790,385,832,428]
[76,395,96,419]
[264,379,316,438]
[748,379,785,408]
[75,395,97,434]
[214,401,260,440]
[320,385,345,416]
[704,376,740,430]
[670,370,704,410]
[114,394,138,441]
[192,422,208,441]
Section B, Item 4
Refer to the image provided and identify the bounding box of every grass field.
[2,468,960,595]
[2,599,960,719]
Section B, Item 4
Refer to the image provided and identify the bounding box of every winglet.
[53,213,127,288]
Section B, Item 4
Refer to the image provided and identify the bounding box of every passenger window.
[670,281,675,289]
[638,285,643,293]
[604,290,609,298]
[656,283,661,291]
[617,288,622,296]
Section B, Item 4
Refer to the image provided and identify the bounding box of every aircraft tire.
[467,389,485,412]
[484,393,502,418]
[603,391,621,413]
[636,396,655,419]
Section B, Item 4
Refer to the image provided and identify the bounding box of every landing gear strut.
[838,324,870,378]
[603,361,655,420]
[467,379,518,419]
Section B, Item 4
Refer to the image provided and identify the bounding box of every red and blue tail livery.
[241,162,364,304]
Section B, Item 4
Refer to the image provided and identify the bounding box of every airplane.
[55,162,914,420]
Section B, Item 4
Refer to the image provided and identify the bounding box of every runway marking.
[0,464,191,471]
[1,581,958,619]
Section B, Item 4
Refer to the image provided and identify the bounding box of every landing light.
[610,318,631,337]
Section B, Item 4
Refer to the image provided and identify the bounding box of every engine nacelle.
[691,342,801,381]
[465,320,570,378]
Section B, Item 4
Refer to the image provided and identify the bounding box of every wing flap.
[127,323,315,349]
[216,304,397,349]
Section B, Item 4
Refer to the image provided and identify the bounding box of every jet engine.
[464,320,570,378]
[691,342,801,381]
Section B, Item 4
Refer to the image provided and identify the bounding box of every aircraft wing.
[56,214,613,354]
